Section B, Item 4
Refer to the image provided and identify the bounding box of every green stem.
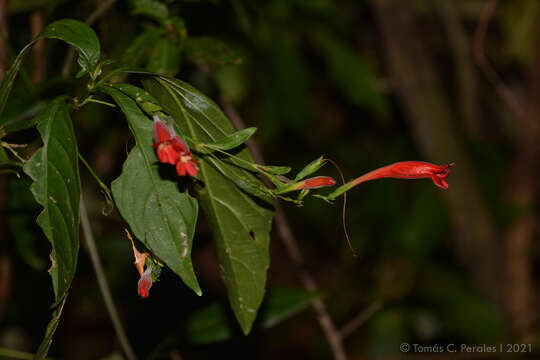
[78,153,113,202]
[327,181,357,200]
[1,141,26,163]
[85,98,117,108]
[201,144,285,186]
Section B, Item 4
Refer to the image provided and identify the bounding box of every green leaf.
[34,297,67,360]
[313,30,388,116]
[184,37,243,68]
[185,288,318,344]
[40,19,100,73]
[111,83,162,111]
[201,127,257,151]
[132,0,169,22]
[23,97,81,305]
[101,86,201,295]
[257,165,291,175]
[0,19,100,118]
[143,76,274,334]
[260,287,319,328]
[295,155,324,181]
[146,37,182,76]
[121,28,165,67]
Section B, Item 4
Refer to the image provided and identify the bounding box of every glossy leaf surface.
[143,76,274,334]
[102,86,201,295]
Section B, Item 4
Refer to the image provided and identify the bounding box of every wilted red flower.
[138,267,153,299]
[298,176,337,189]
[351,161,454,189]
[153,116,199,177]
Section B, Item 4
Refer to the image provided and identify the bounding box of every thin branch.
[80,198,137,360]
[220,96,347,360]
[473,0,525,119]
[61,0,117,78]
[339,301,382,339]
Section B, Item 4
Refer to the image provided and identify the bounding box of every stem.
[85,98,117,108]
[1,142,26,163]
[80,198,137,360]
[0,347,54,360]
[220,96,348,360]
[78,153,112,202]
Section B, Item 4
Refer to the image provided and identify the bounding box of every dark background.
[1,0,539,359]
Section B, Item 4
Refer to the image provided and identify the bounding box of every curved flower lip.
[351,161,455,189]
[138,267,153,299]
[327,161,454,200]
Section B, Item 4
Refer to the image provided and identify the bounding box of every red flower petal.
[351,161,454,189]
[157,143,180,165]
[176,161,187,176]
[185,161,199,177]
[299,176,336,189]
[153,117,172,143]
[170,135,189,153]
[138,268,153,299]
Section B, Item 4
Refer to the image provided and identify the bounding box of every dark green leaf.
[0,19,100,118]
[146,38,182,76]
[313,31,388,116]
[111,83,163,115]
[121,28,165,67]
[185,288,318,344]
[40,19,100,73]
[132,0,169,22]
[184,37,243,68]
[143,76,274,334]
[201,127,257,151]
[34,297,67,360]
[260,287,318,328]
[23,97,81,305]
[102,86,201,295]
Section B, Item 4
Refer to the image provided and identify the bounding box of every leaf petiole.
[78,152,113,203]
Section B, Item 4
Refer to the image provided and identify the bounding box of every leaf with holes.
[102,86,201,295]
[23,97,81,305]
[143,76,274,334]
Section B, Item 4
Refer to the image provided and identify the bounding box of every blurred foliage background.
[1,0,540,359]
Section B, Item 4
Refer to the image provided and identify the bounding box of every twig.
[339,301,382,339]
[80,198,137,360]
[220,96,347,360]
[473,0,525,119]
[61,0,117,78]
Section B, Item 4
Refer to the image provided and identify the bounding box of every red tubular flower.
[138,267,153,299]
[351,161,454,189]
[298,176,337,189]
[153,116,199,177]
